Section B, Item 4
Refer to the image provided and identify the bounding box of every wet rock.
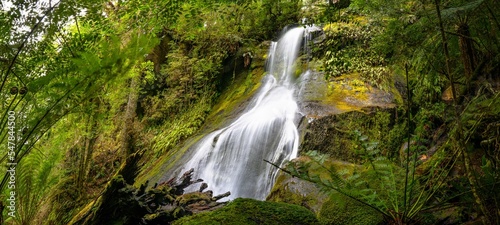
[300,107,400,163]
[267,156,360,214]
[297,71,397,120]
[266,172,328,214]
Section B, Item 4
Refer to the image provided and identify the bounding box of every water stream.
[176,27,311,200]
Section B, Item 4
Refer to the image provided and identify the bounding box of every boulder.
[318,192,384,225]
[173,198,319,225]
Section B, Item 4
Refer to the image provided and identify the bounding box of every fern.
[14,146,62,224]
[440,0,486,19]
[274,129,458,224]
[151,96,212,156]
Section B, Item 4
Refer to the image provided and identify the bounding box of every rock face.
[294,69,403,163]
[266,171,329,214]
[267,67,402,223]
[266,156,359,214]
[297,71,398,119]
[266,156,385,224]
[300,107,403,164]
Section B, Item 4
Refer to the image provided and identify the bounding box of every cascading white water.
[177,27,308,200]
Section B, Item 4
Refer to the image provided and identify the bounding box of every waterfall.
[175,27,310,200]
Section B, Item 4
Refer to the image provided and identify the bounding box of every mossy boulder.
[267,156,360,214]
[173,198,319,225]
[268,156,408,225]
[318,192,384,225]
[266,171,328,214]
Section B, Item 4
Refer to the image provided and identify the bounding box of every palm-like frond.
[15,146,62,225]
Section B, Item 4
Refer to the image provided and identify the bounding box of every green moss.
[323,20,363,34]
[268,157,389,225]
[266,173,326,214]
[173,198,319,225]
[267,157,360,214]
[389,73,404,105]
[206,42,269,128]
[136,43,269,188]
[318,192,384,225]
[135,133,205,186]
[297,156,359,181]
[209,67,263,123]
[301,107,406,163]
[324,72,369,112]
[176,192,212,206]
[267,172,302,205]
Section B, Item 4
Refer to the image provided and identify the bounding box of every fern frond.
[440,0,486,19]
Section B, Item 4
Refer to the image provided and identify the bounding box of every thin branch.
[485,2,500,31]
[403,62,411,221]
[56,32,76,58]
[74,14,82,43]
[434,1,491,222]
[445,30,480,45]
[0,1,61,93]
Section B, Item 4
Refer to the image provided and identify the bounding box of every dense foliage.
[1,0,301,224]
[0,0,499,224]
[296,0,500,224]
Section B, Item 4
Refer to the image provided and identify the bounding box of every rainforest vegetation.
[0,0,499,224]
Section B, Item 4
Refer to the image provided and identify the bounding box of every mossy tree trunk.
[121,76,139,160]
[148,31,171,75]
[77,102,99,195]
[457,21,476,85]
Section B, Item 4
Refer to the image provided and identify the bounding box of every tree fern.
[275,128,459,224]
[440,0,486,19]
[12,145,62,224]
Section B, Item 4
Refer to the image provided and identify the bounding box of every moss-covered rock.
[270,156,388,225]
[297,71,399,119]
[318,192,384,225]
[268,155,415,225]
[173,198,319,225]
[267,156,360,214]
[266,171,328,214]
[300,107,405,163]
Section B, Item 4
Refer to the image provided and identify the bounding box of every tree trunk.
[121,76,139,160]
[76,102,99,194]
[147,31,171,75]
[433,1,491,224]
[83,108,99,184]
[457,22,475,83]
